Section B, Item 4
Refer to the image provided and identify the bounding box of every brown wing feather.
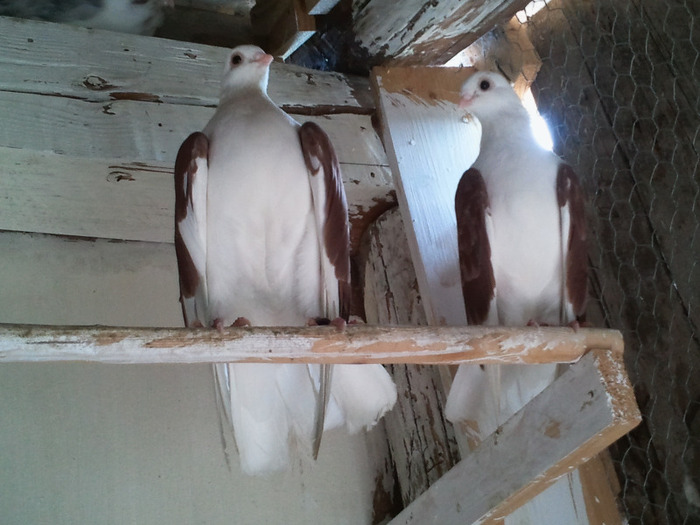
[174,131,209,326]
[556,164,588,319]
[298,121,351,320]
[455,168,495,325]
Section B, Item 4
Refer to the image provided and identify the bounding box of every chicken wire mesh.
[514,0,700,523]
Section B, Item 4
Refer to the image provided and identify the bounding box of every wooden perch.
[0,324,622,364]
[388,349,641,524]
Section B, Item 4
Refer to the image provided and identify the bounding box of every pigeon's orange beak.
[254,53,274,66]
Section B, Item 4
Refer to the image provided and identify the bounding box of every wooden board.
[353,0,531,64]
[0,146,393,249]
[388,349,641,524]
[0,16,370,110]
[0,91,383,164]
[371,66,479,326]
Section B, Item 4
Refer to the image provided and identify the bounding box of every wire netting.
[518,1,700,522]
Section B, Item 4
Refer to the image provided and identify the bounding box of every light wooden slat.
[0,16,370,110]
[388,349,641,525]
[0,324,623,364]
[0,91,386,165]
[0,147,393,245]
[0,232,182,328]
[371,66,477,326]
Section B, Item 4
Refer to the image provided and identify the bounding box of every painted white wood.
[0,91,384,164]
[372,66,479,326]
[0,232,182,327]
[0,16,369,109]
[0,321,624,364]
[0,147,392,244]
[388,349,641,525]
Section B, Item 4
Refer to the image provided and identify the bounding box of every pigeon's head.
[221,45,274,96]
[459,71,522,121]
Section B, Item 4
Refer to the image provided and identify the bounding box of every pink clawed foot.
[307,316,347,332]
[231,317,251,327]
[213,318,225,333]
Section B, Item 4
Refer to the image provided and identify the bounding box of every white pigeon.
[445,71,588,444]
[0,0,173,35]
[173,45,397,475]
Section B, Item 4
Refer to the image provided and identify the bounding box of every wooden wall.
[0,16,396,524]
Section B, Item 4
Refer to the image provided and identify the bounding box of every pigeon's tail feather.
[224,363,295,475]
[445,363,557,445]
[311,364,332,459]
[218,363,328,475]
[331,364,397,434]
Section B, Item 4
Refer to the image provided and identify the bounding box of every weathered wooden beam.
[353,0,531,65]
[0,324,623,364]
[0,146,393,251]
[0,16,370,110]
[388,349,641,525]
[371,65,478,326]
[362,208,460,506]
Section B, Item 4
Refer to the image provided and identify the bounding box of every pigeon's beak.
[254,53,274,66]
[459,94,474,108]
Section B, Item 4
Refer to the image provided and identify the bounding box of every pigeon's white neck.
[475,105,537,161]
[219,84,269,105]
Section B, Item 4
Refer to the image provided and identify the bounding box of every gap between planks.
[0,324,623,364]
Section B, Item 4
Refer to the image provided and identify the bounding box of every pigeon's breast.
[203,107,323,325]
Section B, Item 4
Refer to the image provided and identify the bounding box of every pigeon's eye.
[479,79,491,91]
[231,54,243,66]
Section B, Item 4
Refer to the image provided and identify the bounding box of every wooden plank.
[0,91,385,164]
[388,349,642,525]
[362,208,460,506]
[0,324,623,364]
[353,0,531,65]
[578,453,624,525]
[0,232,182,328]
[371,66,479,326]
[0,16,370,110]
[0,147,393,248]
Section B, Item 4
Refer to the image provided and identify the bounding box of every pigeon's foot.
[307,316,347,332]
[213,318,225,333]
[231,317,251,327]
